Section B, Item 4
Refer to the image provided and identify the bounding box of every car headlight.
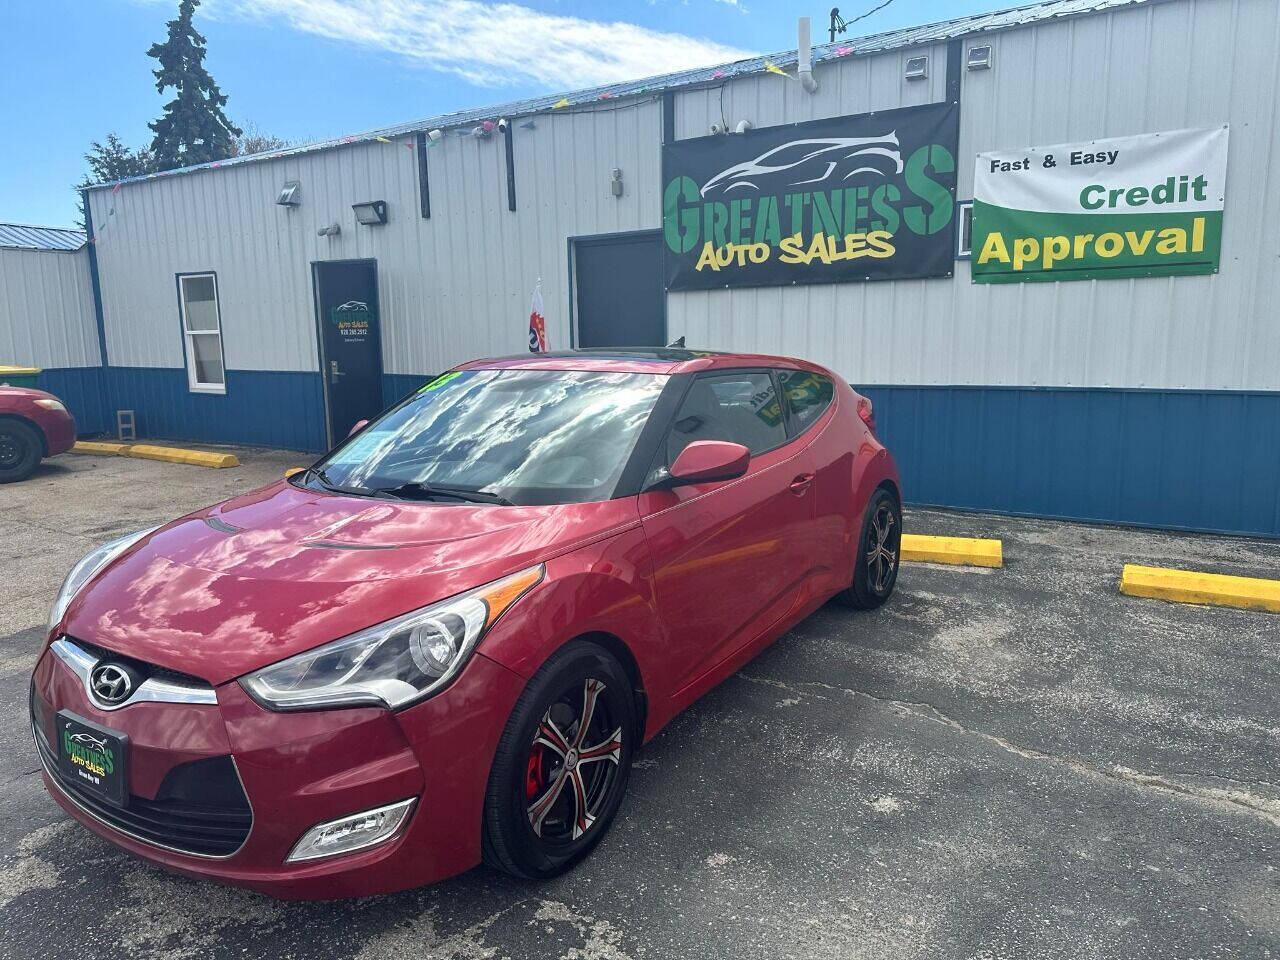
[34,398,67,413]
[241,564,544,711]
[49,526,159,632]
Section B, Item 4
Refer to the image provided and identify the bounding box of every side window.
[778,370,834,432]
[665,372,786,464]
[178,273,225,394]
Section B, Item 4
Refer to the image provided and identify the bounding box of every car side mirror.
[347,419,370,438]
[667,440,750,486]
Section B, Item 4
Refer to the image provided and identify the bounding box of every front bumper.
[30,640,525,899]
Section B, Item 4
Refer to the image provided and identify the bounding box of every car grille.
[31,691,252,858]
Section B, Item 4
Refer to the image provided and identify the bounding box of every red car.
[30,349,901,899]
[0,385,77,482]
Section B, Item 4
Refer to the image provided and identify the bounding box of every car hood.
[62,481,638,685]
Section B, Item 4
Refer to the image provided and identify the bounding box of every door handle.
[789,473,814,495]
[329,360,345,384]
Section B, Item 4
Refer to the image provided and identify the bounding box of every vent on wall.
[967,45,993,70]
[904,56,928,80]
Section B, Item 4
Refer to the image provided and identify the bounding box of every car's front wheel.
[835,487,901,609]
[482,640,636,879]
[0,419,42,484]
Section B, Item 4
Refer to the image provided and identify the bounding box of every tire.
[835,487,902,609]
[482,640,637,879]
[0,419,42,484]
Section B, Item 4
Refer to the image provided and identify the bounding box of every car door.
[637,370,817,692]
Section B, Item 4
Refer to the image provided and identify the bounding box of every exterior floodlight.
[352,201,388,226]
[905,55,928,80]
[276,181,301,206]
[966,45,992,70]
[427,129,443,142]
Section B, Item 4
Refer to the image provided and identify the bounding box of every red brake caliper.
[525,743,545,800]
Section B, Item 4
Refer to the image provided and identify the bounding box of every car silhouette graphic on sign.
[700,133,903,198]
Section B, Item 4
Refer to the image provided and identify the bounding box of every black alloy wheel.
[836,487,902,609]
[483,641,636,878]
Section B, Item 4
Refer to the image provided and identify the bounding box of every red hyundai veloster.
[31,349,901,899]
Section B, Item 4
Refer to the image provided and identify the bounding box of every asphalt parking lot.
[1,449,1278,960]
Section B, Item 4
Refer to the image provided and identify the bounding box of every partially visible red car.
[0,385,76,482]
[31,349,900,899]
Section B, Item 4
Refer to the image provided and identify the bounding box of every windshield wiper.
[372,481,514,506]
[303,468,382,499]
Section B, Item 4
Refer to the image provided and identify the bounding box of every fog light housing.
[286,798,416,863]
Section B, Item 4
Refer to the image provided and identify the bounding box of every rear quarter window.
[778,370,835,432]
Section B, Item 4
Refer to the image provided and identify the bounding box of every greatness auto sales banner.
[972,126,1229,283]
[662,102,959,290]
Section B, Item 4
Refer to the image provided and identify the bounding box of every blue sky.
[0,0,1010,227]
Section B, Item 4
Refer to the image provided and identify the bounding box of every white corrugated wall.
[0,246,99,369]
[87,100,662,377]
[84,0,1278,392]
[672,0,1280,392]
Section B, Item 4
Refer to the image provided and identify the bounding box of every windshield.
[306,369,668,505]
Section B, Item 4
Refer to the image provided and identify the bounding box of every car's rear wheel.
[482,640,636,879]
[0,419,42,484]
[835,487,901,609]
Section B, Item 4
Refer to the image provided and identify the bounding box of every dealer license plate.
[55,711,129,807]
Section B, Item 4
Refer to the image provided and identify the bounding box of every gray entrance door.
[574,231,665,347]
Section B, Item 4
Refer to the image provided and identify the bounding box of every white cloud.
[206,0,752,88]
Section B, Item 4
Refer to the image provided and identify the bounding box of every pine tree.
[146,0,241,171]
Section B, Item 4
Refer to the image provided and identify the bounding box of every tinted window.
[309,369,667,505]
[664,372,786,463]
[778,370,834,431]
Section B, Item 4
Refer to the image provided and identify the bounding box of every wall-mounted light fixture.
[427,128,443,142]
[276,180,301,206]
[905,55,928,80]
[352,200,388,226]
[317,223,341,237]
[966,45,992,70]
[610,168,624,198]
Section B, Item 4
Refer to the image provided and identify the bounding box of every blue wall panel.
[36,367,109,435]
[105,368,327,453]
[861,386,1280,538]
[383,373,433,409]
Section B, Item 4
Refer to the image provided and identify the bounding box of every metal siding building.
[7,0,1278,535]
[0,227,108,430]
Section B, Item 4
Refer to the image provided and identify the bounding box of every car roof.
[456,348,829,376]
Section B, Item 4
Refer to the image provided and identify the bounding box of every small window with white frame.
[178,272,226,393]
[956,200,974,259]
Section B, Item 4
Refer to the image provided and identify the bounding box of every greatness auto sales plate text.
[661,102,959,290]
[57,711,129,807]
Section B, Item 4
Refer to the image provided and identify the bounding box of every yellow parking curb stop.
[71,441,131,456]
[1120,563,1280,614]
[127,444,240,469]
[901,534,1003,568]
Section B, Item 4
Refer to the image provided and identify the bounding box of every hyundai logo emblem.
[90,663,133,705]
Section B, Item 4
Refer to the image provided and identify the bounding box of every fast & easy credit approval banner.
[662,102,959,290]
[972,126,1229,283]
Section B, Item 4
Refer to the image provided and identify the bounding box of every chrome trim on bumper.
[50,637,218,711]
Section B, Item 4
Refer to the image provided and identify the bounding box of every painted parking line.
[901,534,1003,568]
[1120,563,1280,614]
